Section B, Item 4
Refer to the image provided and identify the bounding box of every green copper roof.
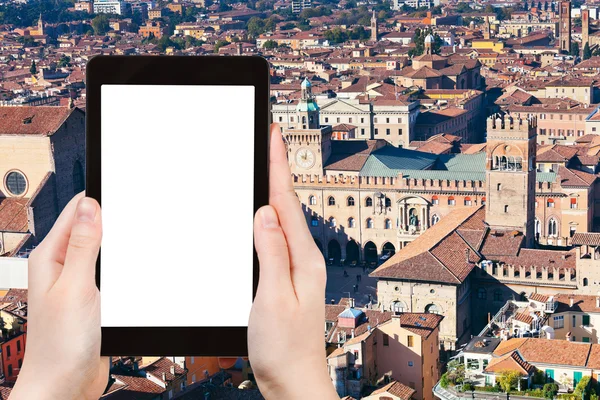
[435,152,486,172]
[536,172,557,182]
[359,146,556,184]
[360,146,438,177]
[296,100,319,112]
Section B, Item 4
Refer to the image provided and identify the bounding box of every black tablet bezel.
[86,55,270,356]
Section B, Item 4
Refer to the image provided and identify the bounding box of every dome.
[424,34,434,44]
[301,77,311,88]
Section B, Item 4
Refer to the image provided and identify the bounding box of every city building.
[93,0,129,15]
[0,106,86,256]
[326,301,443,400]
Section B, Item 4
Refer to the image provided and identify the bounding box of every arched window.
[347,196,355,206]
[500,156,508,170]
[548,218,558,236]
[494,156,500,169]
[348,217,356,228]
[584,277,589,287]
[477,288,486,300]
[365,197,373,207]
[508,156,515,170]
[493,289,503,302]
[73,160,84,194]
[516,157,523,170]
[385,197,392,208]
[329,217,336,227]
[392,301,405,313]
[328,196,336,206]
[385,219,392,229]
[366,218,374,229]
[431,214,440,225]
[425,304,440,314]
[309,195,317,205]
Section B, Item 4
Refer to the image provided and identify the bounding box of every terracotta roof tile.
[519,338,591,367]
[0,107,74,135]
[485,351,535,375]
[493,338,528,356]
[370,207,483,284]
[371,380,416,400]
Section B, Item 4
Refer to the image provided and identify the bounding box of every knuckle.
[68,233,98,251]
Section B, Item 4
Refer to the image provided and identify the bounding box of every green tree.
[57,55,71,67]
[584,42,592,60]
[214,39,229,52]
[440,372,450,388]
[29,60,37,75]
[324,27,348,44]
[91,14,110,35]
[456,2,473,13]
[543,383,559,399]
[574,376,591,399]
[571,41,580,57]
[262,39,278,49]
[247,16,265,37]
[498,370,523,393]
[349,25,368,40]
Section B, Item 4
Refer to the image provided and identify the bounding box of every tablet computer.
[86,55,270,356]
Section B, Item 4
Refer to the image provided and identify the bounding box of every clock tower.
[283,78,332,175]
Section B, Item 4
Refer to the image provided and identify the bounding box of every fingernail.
[261,206,279,229]
[76,198,97,222]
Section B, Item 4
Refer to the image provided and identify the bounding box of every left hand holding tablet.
[10,193,109,400]
[10,125,338,400]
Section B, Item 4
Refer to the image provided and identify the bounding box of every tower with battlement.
[560,1,571,53]
[485,114,537,247]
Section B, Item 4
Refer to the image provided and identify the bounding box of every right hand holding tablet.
[249,124,339,400]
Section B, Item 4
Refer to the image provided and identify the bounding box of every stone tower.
[583,8,590,53]
[485,114,537,247]
[371,10,378,42]
[424,33,434,55]
[560,1,571,53]
[296,78,319,130]
[285,78,332,175]
[37,13,44,36]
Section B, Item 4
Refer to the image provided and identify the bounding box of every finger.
[59,197,102,289]
[253,206,295,301]
[268,125,326,298]
[28,192,85,295]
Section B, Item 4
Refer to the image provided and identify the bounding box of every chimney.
[566,331,572,341]
[162,372,167,381]
[170,365,175,375]
[349,298,355,308]
[351,329,355,338]
[570,296,574,308]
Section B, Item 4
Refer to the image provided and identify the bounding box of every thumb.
[254,206,294,300]
[60,197,102,288]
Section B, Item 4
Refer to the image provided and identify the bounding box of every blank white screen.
[100,85,255,327]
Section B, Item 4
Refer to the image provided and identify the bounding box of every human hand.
[10,194,109,400]
[248,125,338,400]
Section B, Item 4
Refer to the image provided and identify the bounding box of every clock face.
[295,148,315,169]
